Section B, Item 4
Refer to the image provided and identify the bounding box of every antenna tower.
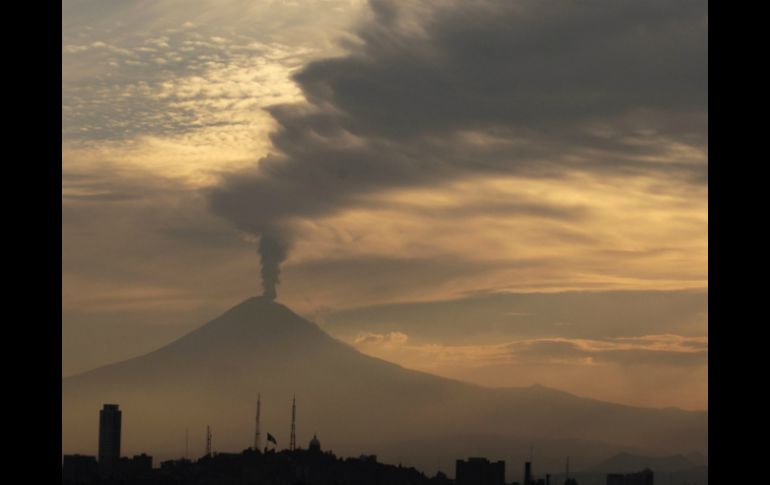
[528,445,534,485]
[566,456,570,479]
[254,393,262,451]
[289,394,296,451]
[185,427,189,459]
[206,425,212,457]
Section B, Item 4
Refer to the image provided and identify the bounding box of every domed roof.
[308,433,321,451]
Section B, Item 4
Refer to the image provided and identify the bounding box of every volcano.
[62,297,707,475]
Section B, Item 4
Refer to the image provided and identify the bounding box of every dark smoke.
[259,232,289,300]
[207,0,707,300]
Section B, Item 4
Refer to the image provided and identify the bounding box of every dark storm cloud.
[208,0,707,295]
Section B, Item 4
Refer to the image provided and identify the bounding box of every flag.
[267,433,277,445]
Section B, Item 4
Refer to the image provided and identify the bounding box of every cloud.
[354,331,409,345]
[347,330,707,407]
[351,331,707,368]
[299,0,706,137]
[509,335,708,367]
[207,0,707,296]
[280,255,538,304]
[61,0,707,405]
[62,34,307,143]
[62,0,368,189]
[62,165,259,321]
[321,289,708,344]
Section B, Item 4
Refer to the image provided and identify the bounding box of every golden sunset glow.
[63,0,707,413]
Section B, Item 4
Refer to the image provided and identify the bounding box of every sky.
[62,0,707,410]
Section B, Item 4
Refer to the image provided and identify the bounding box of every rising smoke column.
[207,0,707,302]
[259,231,288,300]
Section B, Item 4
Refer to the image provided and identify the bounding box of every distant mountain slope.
[63,297,707,475]
[555,451,709,485]
[587,451,707,473]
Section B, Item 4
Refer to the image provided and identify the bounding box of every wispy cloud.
[352,332,707,368]
[348,331,708,408]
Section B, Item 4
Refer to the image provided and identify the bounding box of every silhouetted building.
[456,457,505,485]
[66,445,478,485]
[524,461,532,485]
[565,478,579,485]
[123,453,153,475]
[98,404,121,471]
[431,470,452,484]
[62,454,98,481]
[607,468,653,485]
[309,433,321,453]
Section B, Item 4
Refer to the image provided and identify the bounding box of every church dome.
[308,433,321,452]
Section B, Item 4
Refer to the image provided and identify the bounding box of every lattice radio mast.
[254,393,262,451]
[289,394,296,451]
[205,425,212,457]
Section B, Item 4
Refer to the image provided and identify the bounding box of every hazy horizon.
[63,296,707,480]
[64,288,707,412]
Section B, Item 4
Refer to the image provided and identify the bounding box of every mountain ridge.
[65,297,704,414]
[586,450,709,473]
[62,296,707,473]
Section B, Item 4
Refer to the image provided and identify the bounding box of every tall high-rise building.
[98,404,122,471]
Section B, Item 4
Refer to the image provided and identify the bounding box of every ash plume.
[259,231,289,300]
[208,0,707,297]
